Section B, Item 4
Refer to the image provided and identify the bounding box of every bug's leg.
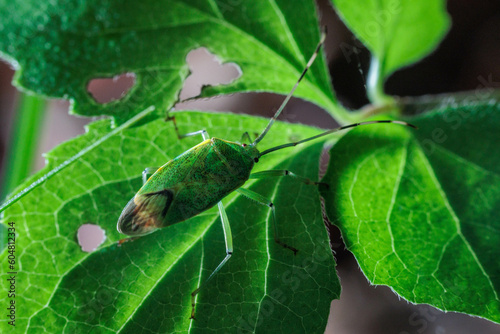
[142,167,160,184]
[240,132,251,144]
[190,201,233,319]
[236,188,298,255]
[118,236,141,245]
[249,170,328,188]
[166,115,209,140]
[240,132,260,144]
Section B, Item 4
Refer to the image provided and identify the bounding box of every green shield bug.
[117,30,416,319]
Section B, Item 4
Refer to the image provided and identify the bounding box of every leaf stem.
[367,56,394,106]
[328,103,366,125]
[1,93,46,199]
[0,106,156,214]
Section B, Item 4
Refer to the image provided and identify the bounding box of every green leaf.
[320,103,500,323]
[332,0,450,78]
[0,112,339,333]
[0,0,341,124]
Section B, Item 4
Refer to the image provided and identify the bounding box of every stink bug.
[117,30,416,319]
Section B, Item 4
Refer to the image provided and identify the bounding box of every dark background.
[1,0,499,333]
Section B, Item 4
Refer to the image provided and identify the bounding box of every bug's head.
[117,196,160,237]
[241,143,260,162]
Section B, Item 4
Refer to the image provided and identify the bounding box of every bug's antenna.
[258,120,417,157]
[252,28,327,146]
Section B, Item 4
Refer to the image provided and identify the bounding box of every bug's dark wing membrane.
[143,189,174,218]
[118,189,175,235]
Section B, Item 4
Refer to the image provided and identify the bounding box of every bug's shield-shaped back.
[117,189,174,236]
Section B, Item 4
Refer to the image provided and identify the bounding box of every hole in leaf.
[77,223,106,252]
[179,47,241,101]
[87,72,136,104]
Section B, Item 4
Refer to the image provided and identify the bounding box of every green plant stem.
[1,93,46,199]
[0,106,156,213]
[329,103,366,125]
[367,56,394,106]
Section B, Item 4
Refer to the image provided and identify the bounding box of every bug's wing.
[138,140,213,193]
[117,189,174,236]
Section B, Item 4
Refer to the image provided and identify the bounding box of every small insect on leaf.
[116,28,416,319]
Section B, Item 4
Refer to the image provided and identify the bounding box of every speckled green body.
[117,138,259,236]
